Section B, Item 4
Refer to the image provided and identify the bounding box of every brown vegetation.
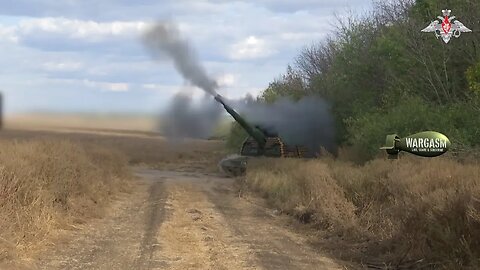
[0,139,131,261]
[0,123,225,267]
[6,113,156,133]
[0,129,225,173]
[244,156,480,269]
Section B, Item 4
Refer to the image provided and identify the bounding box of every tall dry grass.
[0,139,130,261]
[0,129,225,173]
[245,157,480,269]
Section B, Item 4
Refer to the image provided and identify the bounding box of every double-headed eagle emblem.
[421,9,472,43]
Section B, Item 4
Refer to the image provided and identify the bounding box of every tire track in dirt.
[28,169,346,270]
[149,175,258,270]
[134,177,168,269]
[204,177,344,270]
[33,175,168,270]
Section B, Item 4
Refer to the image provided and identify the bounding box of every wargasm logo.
[405,137,448,150]
[381,131,451,158]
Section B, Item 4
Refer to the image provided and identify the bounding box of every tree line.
[252,0,480,160]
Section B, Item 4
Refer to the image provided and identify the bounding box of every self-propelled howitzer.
[214,94,307,176]
[215,94,266,155]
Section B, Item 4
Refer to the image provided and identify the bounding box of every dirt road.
[32,169,346,270]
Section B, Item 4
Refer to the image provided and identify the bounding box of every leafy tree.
[260,65,306,103]
[230,0,480,161]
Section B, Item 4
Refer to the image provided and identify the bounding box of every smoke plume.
[143,23,218,96]
[161,92,222,139]
[142,22,336,154]
[233,96,336,155]
[143,22,222,139]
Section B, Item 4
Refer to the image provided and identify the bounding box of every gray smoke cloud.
[233,96,336,155]
[142,23,218,96]
[161,92,222,139]
[142,22,336,154]
[142,22,222,139]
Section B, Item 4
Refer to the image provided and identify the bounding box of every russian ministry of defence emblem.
[421,9,472,43]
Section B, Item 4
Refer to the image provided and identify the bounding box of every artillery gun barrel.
[214,94,266,147]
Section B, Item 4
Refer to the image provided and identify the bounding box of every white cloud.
[16,17,150,42]
[42,61,84,72]
[0,0,373,113]
[83,79,129,92]
[106,83,129,92]
[142,83,159,90]
[142,83,185,94]
[229,36,276,60]
[216,73,237,87]
[0,24,18,43]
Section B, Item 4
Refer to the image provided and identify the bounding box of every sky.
[0,0,373,114]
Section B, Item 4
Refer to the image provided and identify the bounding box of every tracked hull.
[218,154,249,177]
[213,94,308,177]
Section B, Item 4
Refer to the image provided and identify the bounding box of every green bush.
[346,97,480,161]
[230,0,480,161]
[467,61,480,94]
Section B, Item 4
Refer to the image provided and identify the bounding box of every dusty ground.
[13,169,345,270]
[0,121,348,270]
[2,115,477,269]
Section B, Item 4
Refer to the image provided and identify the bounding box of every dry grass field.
[0,114,225,265]
[244,157,480,269]
[1,117,343,270]
[3,113,226,172]
[5,113,157,133]
[2,114,479,269]
[0,139,131,262]
[0,129,224,173]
